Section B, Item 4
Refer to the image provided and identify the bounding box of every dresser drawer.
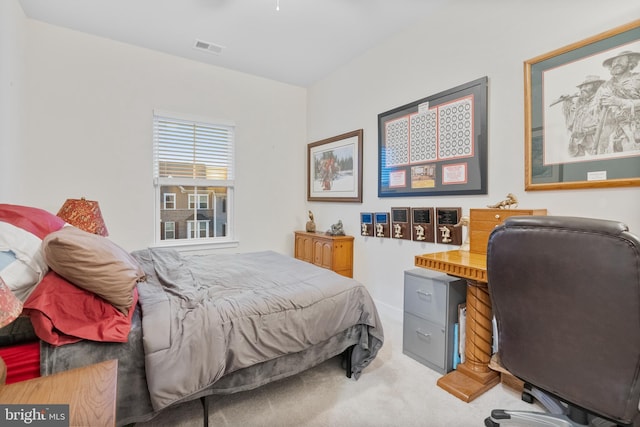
[403,313,446,372]
[404,273,447,324]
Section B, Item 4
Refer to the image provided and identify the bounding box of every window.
[187,220,209,238]
[188,194,209,210]
[164,221,175,240]
[164,193,176,210]
[153,111,235,245]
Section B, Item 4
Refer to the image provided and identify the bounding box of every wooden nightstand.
[0,359,118,426]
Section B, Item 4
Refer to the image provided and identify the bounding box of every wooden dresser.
[294,231,354,278]
[469,208,547,254]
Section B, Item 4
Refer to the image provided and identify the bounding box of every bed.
[0,204,384,426]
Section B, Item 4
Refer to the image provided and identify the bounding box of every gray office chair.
[484,216,640,427]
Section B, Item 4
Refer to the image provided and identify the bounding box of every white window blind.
[153,115,234,183]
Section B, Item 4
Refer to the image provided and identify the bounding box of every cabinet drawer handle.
[416,330,431,340]
[416,289,432,300]
[494,214,501,219]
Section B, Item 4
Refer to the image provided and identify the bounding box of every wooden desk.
[415,250,499,402]
[0,359,118,426]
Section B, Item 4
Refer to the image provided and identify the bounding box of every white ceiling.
[18,0,446,87]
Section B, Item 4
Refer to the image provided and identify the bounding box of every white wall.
[307,0,640,318]
[1,2,308,254]
[3,0,640,318]
[0,1,26,199]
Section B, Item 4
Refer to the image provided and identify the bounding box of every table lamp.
[57,197,109,236]
[0,278,23,385]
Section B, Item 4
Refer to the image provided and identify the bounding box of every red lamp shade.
[0,278,22,328]
[57,197,109,236]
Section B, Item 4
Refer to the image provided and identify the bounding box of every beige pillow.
[42,226,145,315]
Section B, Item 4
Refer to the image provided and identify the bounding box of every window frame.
[152,110,238,251]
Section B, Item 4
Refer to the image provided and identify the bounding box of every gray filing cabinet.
[403,268,466,374]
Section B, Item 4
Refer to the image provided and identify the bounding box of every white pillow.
[0,222,49,301]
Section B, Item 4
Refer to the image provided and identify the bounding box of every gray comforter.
[132,248,384,412]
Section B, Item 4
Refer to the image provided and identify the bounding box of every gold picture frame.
[525,19,640,191]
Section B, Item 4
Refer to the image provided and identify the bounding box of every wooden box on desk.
[489,354,524,393]
[469,208,547,255]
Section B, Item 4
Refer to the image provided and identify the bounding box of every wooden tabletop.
[0,359,118,427]
[415,249,487,282]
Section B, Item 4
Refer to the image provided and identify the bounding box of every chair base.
[485,409,582,427]
[484,409,623,427]
[485,386,620,427]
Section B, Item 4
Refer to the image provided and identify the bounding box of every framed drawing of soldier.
[307,129,363,202]
[525,19,640,191]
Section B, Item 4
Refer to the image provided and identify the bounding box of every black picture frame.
[377,77,488,197]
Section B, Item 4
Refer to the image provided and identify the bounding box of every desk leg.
[436,279,499,402]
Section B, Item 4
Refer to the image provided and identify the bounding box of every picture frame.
[525,19,640,191]
[377,77,488,197]
[307,129,363,202]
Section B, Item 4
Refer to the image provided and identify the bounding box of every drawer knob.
[416,290,432,300]
[494,214,501,219]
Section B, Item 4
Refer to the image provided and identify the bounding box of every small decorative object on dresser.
[326,220,345,236]
[305,211,316,232]
[294,231,354,278]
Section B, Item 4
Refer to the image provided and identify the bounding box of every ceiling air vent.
[194,39,224,55]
